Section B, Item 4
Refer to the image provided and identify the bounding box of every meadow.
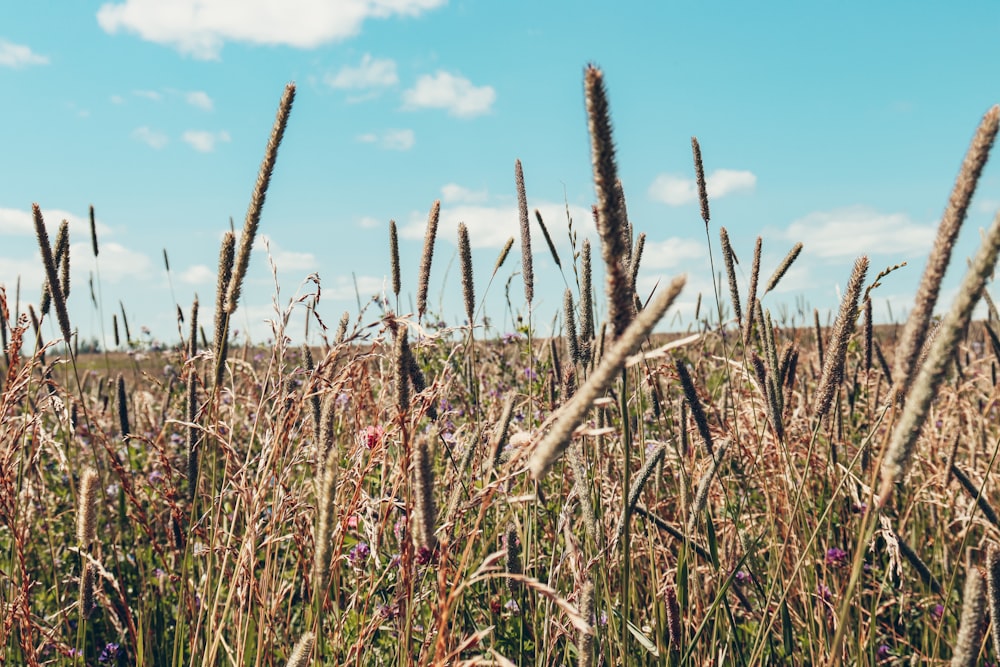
[2,66,1000,666]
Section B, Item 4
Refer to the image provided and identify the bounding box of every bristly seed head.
[516,159,534,304]
[691,137,710,226]
[77,467,98,548]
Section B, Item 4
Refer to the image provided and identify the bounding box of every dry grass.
[1,72,1000,667]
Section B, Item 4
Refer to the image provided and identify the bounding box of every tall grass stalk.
[880,208,1000,505]
[892,105,999,400]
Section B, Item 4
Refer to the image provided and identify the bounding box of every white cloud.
[110,94,125,104]
[74,241,153,283]
[400,196,593,250]
[638,237,706,270]
[357,128,414,151]
[648,169,757,206]
[402,71,496,118]
[96,0,446,60]
[185,90,214,110]
[382,129,414,150]
[182,129,231,152]
[783,206,936,259]
[179,265,215,284]
[325,274,386,301]
[133,89,163,101]
[255,235,318,273]
[358,216,381,229]
[132,126,168,148]
[441,183,488,204]
[0,39,49,67]
[0,206,112,238]
[0,207,33,235]
[326,54,398,89]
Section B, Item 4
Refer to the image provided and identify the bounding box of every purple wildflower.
[825,547,848,567]
[348,542,370,567]
[98,642,120,663]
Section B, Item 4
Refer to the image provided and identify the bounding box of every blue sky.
[2,1,999,347]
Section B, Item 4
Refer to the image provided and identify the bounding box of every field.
[3,68,1000,666]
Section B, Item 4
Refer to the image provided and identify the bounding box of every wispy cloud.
[358,216,381,229]
[182,129,231,152]
[96,0,447,60]
[402,71,496,118]
[0,206,112,237]
[325,274,386,301]
[74,241,153,283]
[179,264,215,284]
[132,126,169,149]
[441,183,488,204]
[0,39,49,68]
[400,185,593,250]
[648,169,757,206]
[255,235,318,273]
[133,89,163,102]
[185,90,213,110]
[326,54,398,89]
[782,205,936,259]
[638,237,706,270]
[357,128,414,151]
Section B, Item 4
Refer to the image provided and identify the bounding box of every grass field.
[3,68,1000,666]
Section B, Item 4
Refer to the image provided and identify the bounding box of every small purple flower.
[504,598,520,614]
[148,470,165,485]
[931,603,944,621]
[817,583,832,603]
[524,367,538,381]
[825,547,848,567]
[98,642,120,663]
[877,644,891,660]
[349,542,370,567]
[734,570,752,585]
